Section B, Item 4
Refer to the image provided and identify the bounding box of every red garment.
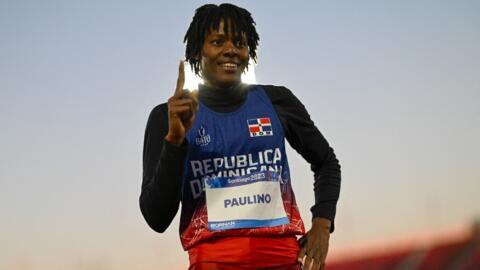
[189,263,301,270]
[188,235,302,269]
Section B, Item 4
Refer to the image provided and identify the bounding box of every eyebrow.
[209,33,226,38]
[208,33,247,40]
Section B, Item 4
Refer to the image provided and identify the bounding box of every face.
[200,20,250,88]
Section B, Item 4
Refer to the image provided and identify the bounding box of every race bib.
[204,171,289,231]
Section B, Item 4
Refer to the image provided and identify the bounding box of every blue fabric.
[180,85,293,230]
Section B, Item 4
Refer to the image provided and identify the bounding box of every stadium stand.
[327,221,480,270]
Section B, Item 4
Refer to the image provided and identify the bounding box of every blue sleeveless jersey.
[179,85,305,250]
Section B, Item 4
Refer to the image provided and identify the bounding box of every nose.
[223,40,238,56]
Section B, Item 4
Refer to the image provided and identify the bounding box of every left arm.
[263,85,341,270]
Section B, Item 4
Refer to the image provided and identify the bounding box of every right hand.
[165,61,198,146]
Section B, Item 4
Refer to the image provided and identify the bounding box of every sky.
[1,0,479,269]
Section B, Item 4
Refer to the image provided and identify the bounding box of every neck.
[198,82,250,111]
[203,80,242,91]
[199,82,245,96]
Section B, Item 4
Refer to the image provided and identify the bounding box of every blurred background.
[1,0,479,269]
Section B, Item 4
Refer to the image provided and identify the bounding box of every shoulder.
[253,84,299,105]
[254,84,292,95]
[151,102,168,114]
[145,102,169,129]
[148,103,168,119]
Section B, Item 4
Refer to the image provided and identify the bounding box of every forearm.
[140,138,186,233]
[310,147,341,233]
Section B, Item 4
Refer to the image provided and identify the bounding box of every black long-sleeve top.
[140,83,341,235]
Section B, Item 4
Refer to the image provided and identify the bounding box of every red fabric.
[189,263,301,270]
[188,236,301,269]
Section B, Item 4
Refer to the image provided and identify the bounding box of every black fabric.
[140,83,341,234]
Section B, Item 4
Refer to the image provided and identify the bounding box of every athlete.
[140,3,341,270]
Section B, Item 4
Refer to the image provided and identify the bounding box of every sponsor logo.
[195,126,211,146]
[210,221,235,228]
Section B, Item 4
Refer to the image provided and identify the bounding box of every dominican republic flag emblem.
[247,117,273,137]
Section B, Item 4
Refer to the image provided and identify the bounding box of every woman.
[140,3,341,270]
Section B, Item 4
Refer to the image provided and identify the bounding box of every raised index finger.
[175,60,185,97]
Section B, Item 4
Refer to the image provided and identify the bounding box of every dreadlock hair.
[183,3,260,75]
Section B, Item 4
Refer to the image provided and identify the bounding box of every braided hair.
[184,3,260,75]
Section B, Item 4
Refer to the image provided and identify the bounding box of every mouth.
[218,62,240,72]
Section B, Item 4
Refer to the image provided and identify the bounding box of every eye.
[211,39,224,46]
[234,40,247,48]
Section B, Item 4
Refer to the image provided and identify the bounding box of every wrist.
[165,133,184,146]
[313,217,332,230]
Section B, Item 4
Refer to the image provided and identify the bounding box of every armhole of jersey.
[255,85,287,140]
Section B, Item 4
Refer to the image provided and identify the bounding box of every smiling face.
[200,20,250,88]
